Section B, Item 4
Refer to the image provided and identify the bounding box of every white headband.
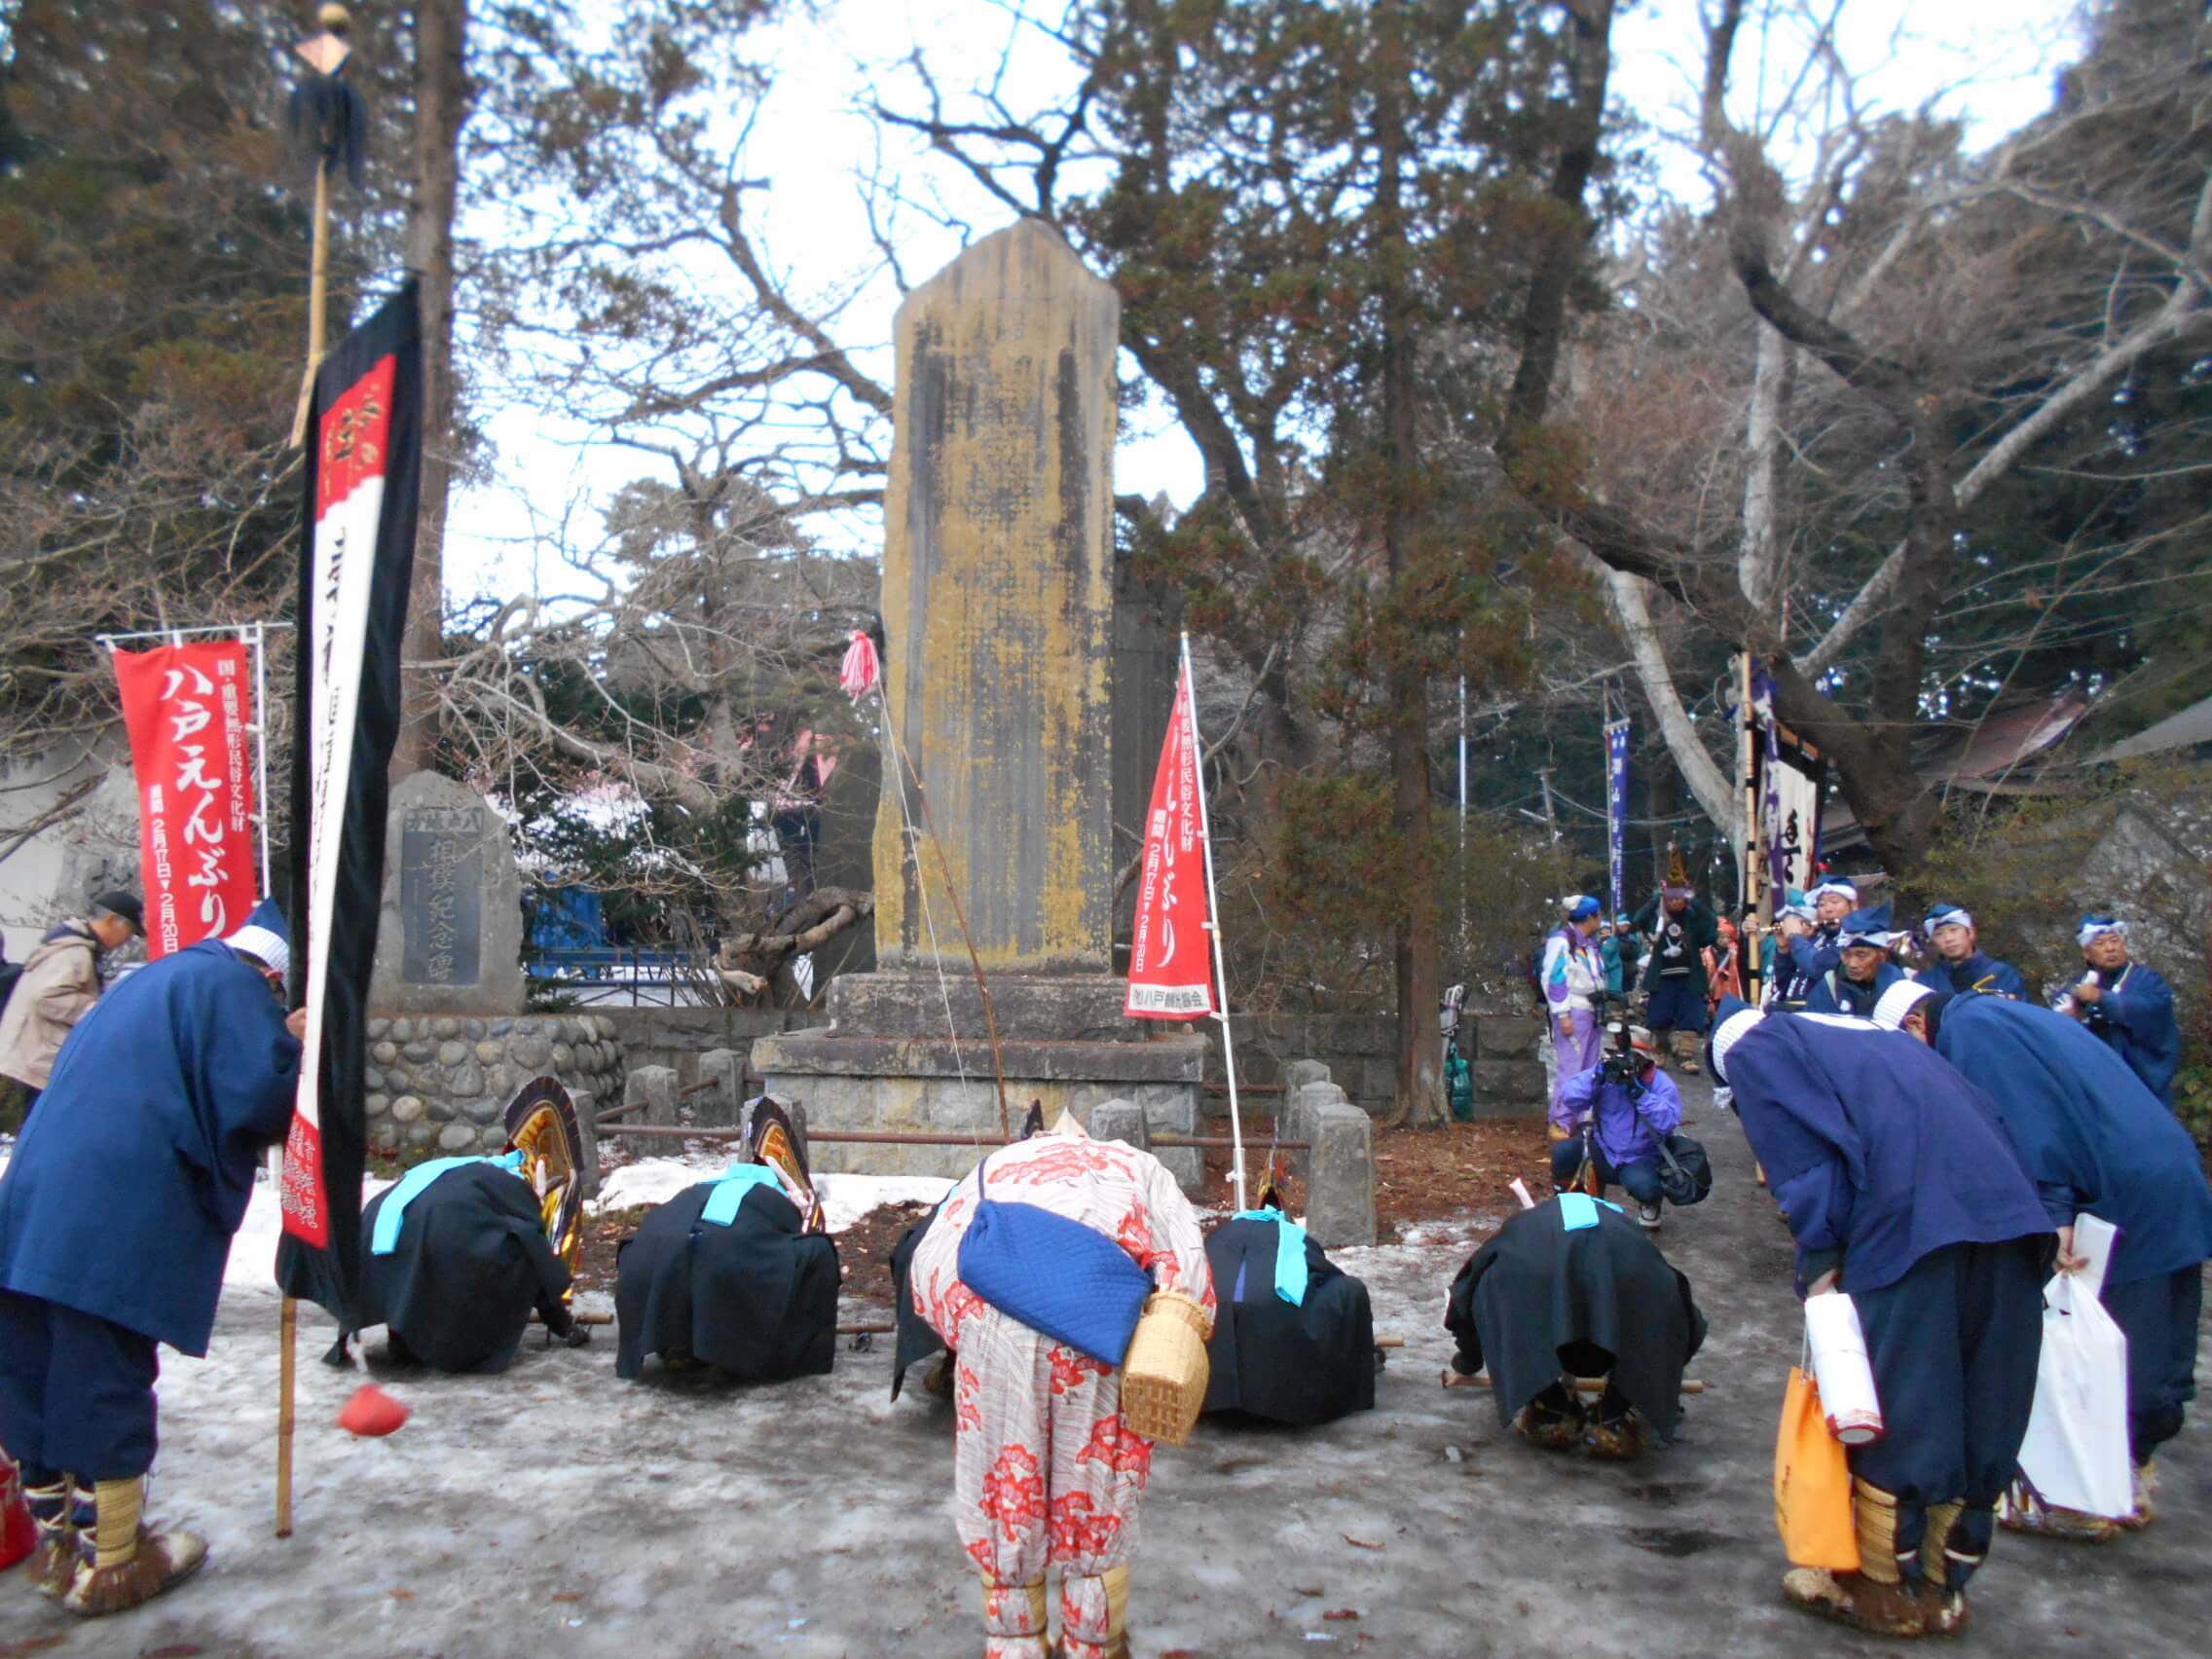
[1873,980,1936,1030]
[1710,1006,1764,1086]
[2078,918,2126,949]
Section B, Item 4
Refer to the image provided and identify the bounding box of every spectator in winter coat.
[1548,1028,1684,1231]
[1540,897,1608,1118]
[0,893,142,1124]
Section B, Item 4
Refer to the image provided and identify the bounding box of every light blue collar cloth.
[700,1162,786,1227]
[370,1151,524,1255]
[1557,1192,1623,1232]
[1231,1207,1309,1307]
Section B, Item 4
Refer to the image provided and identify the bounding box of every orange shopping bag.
[1774,1366,1861,1570]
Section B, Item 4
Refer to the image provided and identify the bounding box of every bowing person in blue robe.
[1709,1000,2051,1640]
[1878,982,2212,1531]
[2055,915,2181,1107]
[1803,905,1906,1019]
[1915,905,2027,1000]
[0,901,301,1617]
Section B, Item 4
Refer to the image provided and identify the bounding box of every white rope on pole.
[1181,632,1245,1211]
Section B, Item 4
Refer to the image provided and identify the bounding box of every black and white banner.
[1750,667,1825,911]
[276,283,423,1322]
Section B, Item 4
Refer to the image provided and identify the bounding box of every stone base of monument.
[751,973,1206,1192]
[364,1013,627,1159]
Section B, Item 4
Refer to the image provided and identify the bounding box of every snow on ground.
[592,1152,955,1232]
[3,1092,2209,1657]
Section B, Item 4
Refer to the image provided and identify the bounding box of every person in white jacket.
[1540,896,1606,1118]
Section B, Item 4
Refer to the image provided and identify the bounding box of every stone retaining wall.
[365,1012,628,1156]
[590,1006,818,1091]
[1195,1008,1546,1119]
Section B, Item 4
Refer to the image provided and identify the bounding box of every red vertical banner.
[113,641,259,957]
[1124,661,1216,1018]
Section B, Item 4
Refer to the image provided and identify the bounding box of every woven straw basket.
[1121,1291,1210,1446]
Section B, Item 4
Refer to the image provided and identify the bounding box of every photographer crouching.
[1547,1021,1706,1232]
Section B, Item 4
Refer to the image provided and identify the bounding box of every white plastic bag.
[2015,1217,2132,1519]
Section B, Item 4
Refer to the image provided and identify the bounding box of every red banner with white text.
[1124,661,1216,1019]
[113,642,259,957]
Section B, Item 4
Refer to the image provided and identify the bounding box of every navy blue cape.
[1919,950,2027,1000]
[1725,1014,2049,1292]
[1936,997,2212,1285]
[0,940,300,1354]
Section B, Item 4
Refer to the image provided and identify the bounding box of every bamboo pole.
[276,1294,297,1537]
[287,155,333,450]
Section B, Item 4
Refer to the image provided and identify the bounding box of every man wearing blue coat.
[1710,1000,2050,1640]
[1803,905,1907,1019]
[1915,904,2027,1000]
[0,900,302,1616]
[2053,914,2181,1107]
[1878,981,2212,1535]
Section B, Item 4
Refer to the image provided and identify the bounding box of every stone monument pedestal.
[753,975,1206,1190]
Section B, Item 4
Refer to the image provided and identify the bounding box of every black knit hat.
[91,889,145,937]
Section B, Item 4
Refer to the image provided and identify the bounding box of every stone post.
[1307,1100,1377,1248]
[569,1088,601,1200]
[625,1064,678,1129]
[1288,1079,1347,1181]
[696,1048,746,1127]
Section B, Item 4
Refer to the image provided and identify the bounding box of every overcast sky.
[443,0,2086,605]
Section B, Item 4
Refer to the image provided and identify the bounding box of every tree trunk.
[393,0,471,777]
[1376,20,1444,1131]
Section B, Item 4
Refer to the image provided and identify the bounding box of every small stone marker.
[370,772,525,1014]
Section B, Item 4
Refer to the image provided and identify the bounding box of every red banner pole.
[1181,634,1245,1211]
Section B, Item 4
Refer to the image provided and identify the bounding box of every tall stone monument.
[756,221,1207,1187]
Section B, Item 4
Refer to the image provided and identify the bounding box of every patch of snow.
[225,1168,393,1287]
[591,1155,952,1234]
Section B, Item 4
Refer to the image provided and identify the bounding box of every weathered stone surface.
[1307,1100,1376,1248]
[695,1049,746,1127]
[474,1040,503,1063]
[431,1016,461,1041]
[824,974,1136,1043]
[402,1041,433,1063]
[550,1043,574,1072]
[389,1018,415,1042]
[369,771,527,1015]
[437,1040,468,1066]
[511,1035,550,1069]
[365,1093,389,1119]
[363,1067,384,1092]
[367,1017,390,1040]
[871,221,1119,975]
[383,1067,410,1093]
[437,1123,478,1152]
[755,1032,1202,1085]
[370,1041,399,1066]
[390,1095,426,1124]
[427,1098,457,1124]
[625,1065,679,1129]
[460,1096,501,1125]
[568,1088,601,1199]
[1284,1059,1333,1091]
[463,1017,486,1040]
[448,1061,484,1098]
[1471,1059,1546,1118]
[1476,1015,1543,1059]
[1088,1097,1148,1149]
[1287,1081,1347,1181]
[368,1121,399,1156]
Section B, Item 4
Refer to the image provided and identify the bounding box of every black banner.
[276,282,423,1324]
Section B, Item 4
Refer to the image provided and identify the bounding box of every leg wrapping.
[1058,1564,1129,1659]
[981,1574,1051,1659]
[60,1476,206,1618]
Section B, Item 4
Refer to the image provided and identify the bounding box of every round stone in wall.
[390,1095,426,1124]
[475,1040,502,1063]
[437,1040,469,1066]
[431,1016,461,1040]
[370,1041,399,1065]
[365,1093,389,1119]
[436,1123,478,1152]
[461,1096,502,1125]
[448,1062,484,1097]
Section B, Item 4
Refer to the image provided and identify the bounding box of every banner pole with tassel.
[1181,633,1246,1210]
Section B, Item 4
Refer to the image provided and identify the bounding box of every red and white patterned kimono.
[911,1120,1214,1659]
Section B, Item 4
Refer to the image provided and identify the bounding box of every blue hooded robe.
[1805,960,1905,1018]
[2080,961,2181,1108]
[1720,1013,2049,1292]
[1934,997,2211,1285]
[0,939,300,1355]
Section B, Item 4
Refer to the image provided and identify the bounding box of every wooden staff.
[276,1294,297,1537]
[285,149,333,449]
[1441,1368,1706,1395]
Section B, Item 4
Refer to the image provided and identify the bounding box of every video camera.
[1598,1011,1642,1088]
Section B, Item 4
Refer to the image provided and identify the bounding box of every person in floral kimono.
[909,1114,1214,1659]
